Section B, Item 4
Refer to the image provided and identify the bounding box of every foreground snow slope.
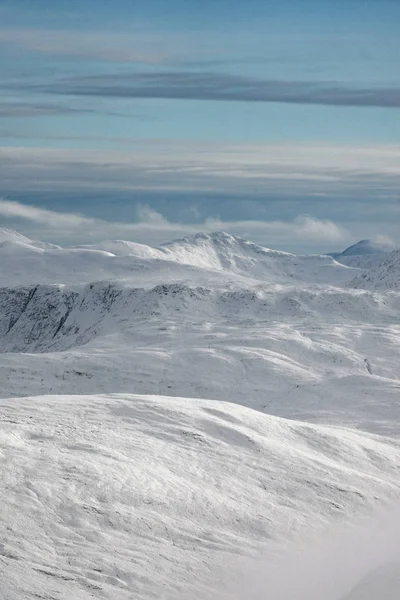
[1,393,400,600]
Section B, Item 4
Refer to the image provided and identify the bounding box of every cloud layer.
[0,142,398,251]
[1,142,399,198]
[45,71,400,109]
[0,199,349,250]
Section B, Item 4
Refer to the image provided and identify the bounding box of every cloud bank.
[0,199,349,249]
[0,142,398,251]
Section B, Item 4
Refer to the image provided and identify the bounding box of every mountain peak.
[328,238,395,258]
[165,231,241,247]
[341,239,394,256]
[0,227,30,244]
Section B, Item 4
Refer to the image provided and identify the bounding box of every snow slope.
[1,229,400,599]
[327,239,400,292]
[348,250,400,290]
[2,393,400,600]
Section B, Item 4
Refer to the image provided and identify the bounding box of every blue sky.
[0,0,399,251]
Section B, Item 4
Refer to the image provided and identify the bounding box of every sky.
[0,0,399,252]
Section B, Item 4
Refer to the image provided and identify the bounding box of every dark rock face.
[0,282,213,353]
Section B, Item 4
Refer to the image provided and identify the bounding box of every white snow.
[1,229,400,599]
[2,393,400,600]
[0,226,37,244]
[0,230,358,287]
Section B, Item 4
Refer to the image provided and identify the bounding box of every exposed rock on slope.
[349,250,400,290]
[1,280,399,353]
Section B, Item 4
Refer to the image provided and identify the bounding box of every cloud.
[0,199,349,249]
[372,234,395,246]
[0,102,92,118]
[204,215,348,244]
[1,142,399,199]
[0,102,145,119]
[136,204,170,225]
[36,71,400,109]
[218,504,400,600]
[0,27,254,67]
[0,28,170,64]
[0,199,98,227]
[0,143,398,250]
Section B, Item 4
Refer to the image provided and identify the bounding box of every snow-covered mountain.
[1,228,400,600]
[0,229,357,287]
[329,238,395,259]
[0,226,60,250]
[0,226,31,243]
[328,239,400,287]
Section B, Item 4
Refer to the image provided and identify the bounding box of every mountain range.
[0,227,399,600]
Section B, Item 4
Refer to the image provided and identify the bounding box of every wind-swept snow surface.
[1,230,400,599]
[1,393,400,600]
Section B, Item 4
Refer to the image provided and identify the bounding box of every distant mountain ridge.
[0,228,354,287]
[0,227,399,290]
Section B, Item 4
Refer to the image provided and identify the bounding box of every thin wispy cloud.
[35,71,400,109]
[0,102,130,118]
[0,100,150,119]
[0,103,76,118]
[0,27,300,68]
[0,28,172,64]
